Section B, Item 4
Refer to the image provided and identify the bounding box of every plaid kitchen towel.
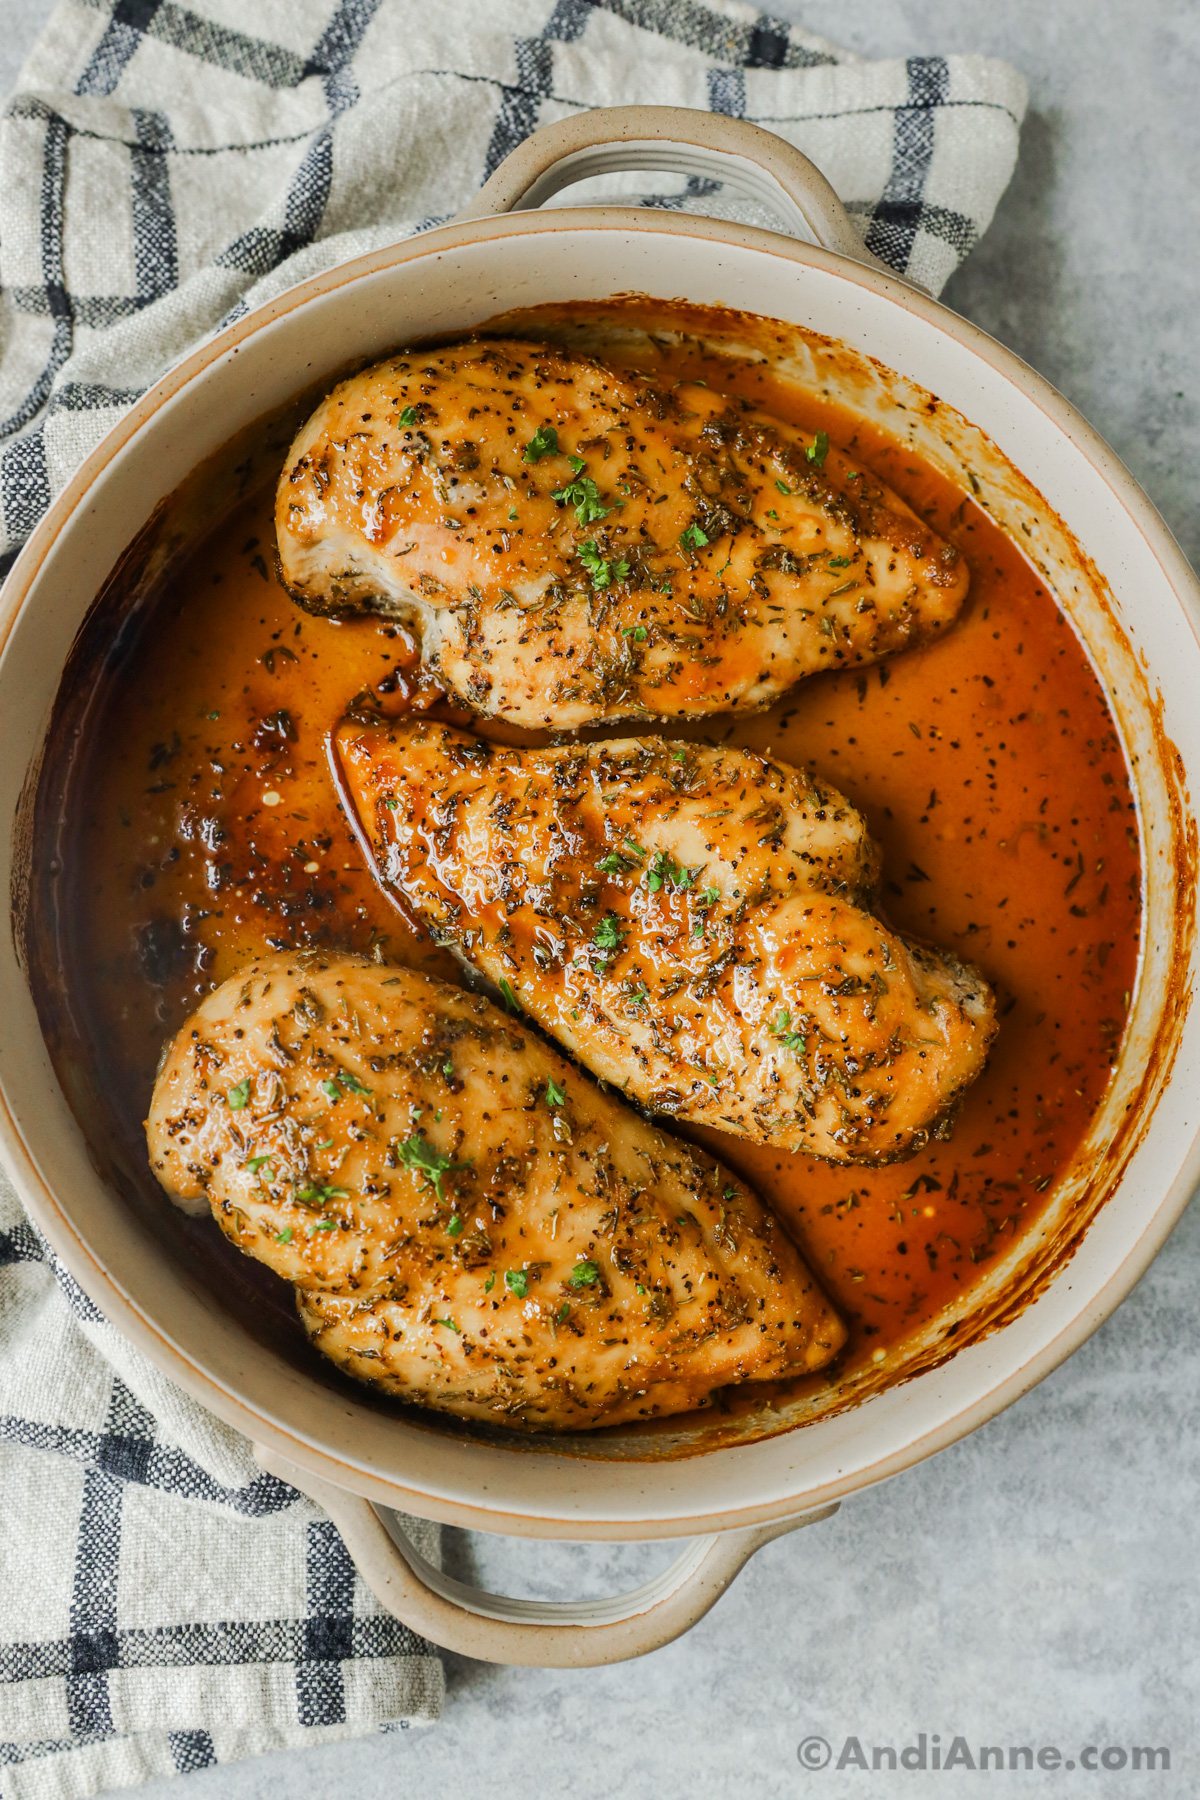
[0,0,1030,577]
[0,2,1028,1795]
[0,1175,444,1800]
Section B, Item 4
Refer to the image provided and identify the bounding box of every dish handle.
[256,1444,838,1668]
[453,103,896,277]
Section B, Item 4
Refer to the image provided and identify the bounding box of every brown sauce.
[55,326,1141,1389]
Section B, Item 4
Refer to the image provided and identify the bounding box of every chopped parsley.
[442,1062,454,1078]
[524,424,559,462]
[623,838,647,860]
[646,851,692,893]
[770,1006,808,1054]
[621,623,647,641]
[592,913,626,958]
[275,1227,293,1244]
[596,851,626,875]
[294,1180,349,1206]
[505,1268,529,1298]
[722,1185,737,1200]
[394,1129,470,1202]
[398,405,418,427]
[702,885,720,905]
[498,977,520,1013]
[567,454,587,473]
[679,522,709,550]
[227,1078,251,1111]
[806,429,830,469]
[552,474,611,526]
[775,478,791,495]
[484,1272,496,1293]
[315,1138,334,1149]
[569,1259,600,1288]
[578,539,629,589]
[308,1219,338,1234]
[320,1069,372,1102]
[545,1076,567,1107]
[244,1154,273,1174]
[446,1215,463,1237]
[436,1316,461,1332]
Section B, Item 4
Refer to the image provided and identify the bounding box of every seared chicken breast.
[146,952,845,1430]
[276,338,969,729]
[336,721,997,1163]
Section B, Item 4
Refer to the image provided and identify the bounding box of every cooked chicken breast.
[276,338,969,729]
[146,952,844,1430]
[336,721,996,1163]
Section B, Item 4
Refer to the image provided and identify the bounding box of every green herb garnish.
[592,913,626,957]
[227,1078,251,1111]
[552,474,610,526]
[828,554,851,569]
[769,1006,808,1054]
[308,1219,338,1233]
[319,1068,372,1102]
[524,425,559,463]
[679,523,709,550]
[275,1227,293,1244]
[395,1129,471,1203]
[484,1272,496,1292]
[436,1316,461,1332]
[621,623,647,641]
[569,1259,600,1288]
[498,977,520,1013]
[596,851,625,875]
[646,851,692,893]
[505,1269,529,1298]
[447,1214,463,1236]
[545,1076,567,1107]
[244,1154,273,1174]
[398,405,418,427]
[775,478,791,494]
[806,430,830,469]
[294,1181,348,1206]
[578,540,629,590]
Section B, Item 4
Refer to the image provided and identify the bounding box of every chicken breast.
[146,952,845,1430]
[336,720,997,1163]
[276,337,969,729]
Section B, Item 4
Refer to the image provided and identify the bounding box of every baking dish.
[2,107,1197,1666]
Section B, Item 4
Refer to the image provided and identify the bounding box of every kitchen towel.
[0,2,1028,1795]
[0,1178,443,1800]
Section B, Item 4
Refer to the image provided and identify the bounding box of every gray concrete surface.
[4,2,1199,1795]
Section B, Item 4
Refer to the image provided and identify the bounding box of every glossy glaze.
[277,338,968,728]
[60,327,1140,1376]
